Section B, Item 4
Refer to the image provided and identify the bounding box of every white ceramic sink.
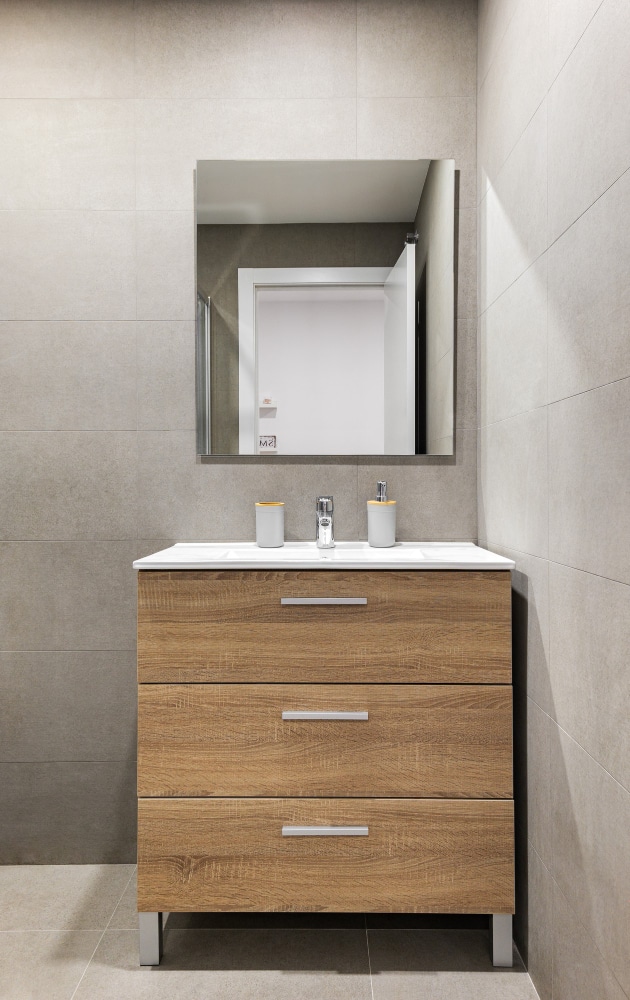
[134,541,514,571]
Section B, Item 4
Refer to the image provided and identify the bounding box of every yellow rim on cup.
[255,502,285,506]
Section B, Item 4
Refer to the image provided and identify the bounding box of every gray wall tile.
[0,211,136,321]
[551,730,630,995]
[480,256,547,425]
[548,0,605,84]
[136,98,357,211]
[0,100,135,210]
[136,211,195,321]
[477,0,548,191]
[357,0,477,99]
[523,846,553,1000]
[0,761,136,864]
[549,379,630,584]
[549,562,630,789]
[133,0,357,99]
[478,103,547,311]
[0,432,137,539]
[0,652,136,763]
[137,431,359,541]
[0,322,137,431]
[0,0,134,98]
[477,0,518,93]
[548,168,630,402]
[479,408,548,557]
[547,0,630,241]
[137,321,196,430]
[552,884,627,1000]
[0,542,137,650]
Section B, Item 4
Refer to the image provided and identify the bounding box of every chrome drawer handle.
[280,597,367,605]
[282,711,368,721]
[282,826,368,837]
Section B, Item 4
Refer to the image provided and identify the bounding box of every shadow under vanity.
[134,542,515,968]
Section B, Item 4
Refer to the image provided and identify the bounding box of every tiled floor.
[0,866,540,999]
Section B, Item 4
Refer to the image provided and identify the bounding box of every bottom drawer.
[138,798,514,914]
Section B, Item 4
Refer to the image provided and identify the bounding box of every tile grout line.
[68,865,137,1000]
[364,916,376,1000]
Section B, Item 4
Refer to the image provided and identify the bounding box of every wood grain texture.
[137,797,515,913]
[137,570,512,683]
[138,683,513,798]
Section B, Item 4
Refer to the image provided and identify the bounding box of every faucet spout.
[315,496,335,548]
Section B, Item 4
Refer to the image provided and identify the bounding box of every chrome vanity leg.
[139,912,163,966]
[491,913,513,967]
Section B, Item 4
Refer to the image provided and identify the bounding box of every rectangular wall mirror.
[195,159,456,457]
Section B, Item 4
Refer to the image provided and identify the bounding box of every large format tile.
[477,0,548,193]
[138,321,195,430]
[548,169,630,402]
[547,0,630,241]
[0,432,137,539]
[0,541,136,650]
[133,0,356,99]
[480,256,547,425]
[0,100,134,210]
[356,0,477,99]
[0,761,136,863]
[0,651,136,763]
[549,562,630,790]
[357,99,476,210]
[551,730,630,996]
[368,928,537,999]
[501,546,551,716]
[0,930,102,1000]
[0,865,133,930]
[0,322,136,431]
[478,104,547,311]
[0,211,136,321]
[520,699,553,870]
[74,926,372,999]
[136,98,357,211]
[138,431,358,541]
[479,408,548,558]
[357,428,477,541]
[477,0,518,93]
[0,0,134,98]
[552,883,627,1000]
[136,212,195,322]
[548,379,630,584]
[523,846,553,1000]
[548,0,604,84]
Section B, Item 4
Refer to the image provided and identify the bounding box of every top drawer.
[138,570,511,683]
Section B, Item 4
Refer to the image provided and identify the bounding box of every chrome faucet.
[315,496,334,549]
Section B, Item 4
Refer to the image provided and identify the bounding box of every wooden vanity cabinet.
[137,569,514,965]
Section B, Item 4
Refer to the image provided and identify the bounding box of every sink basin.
[134,541,514,571]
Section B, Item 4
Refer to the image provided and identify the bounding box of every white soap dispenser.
[367,480,396,547]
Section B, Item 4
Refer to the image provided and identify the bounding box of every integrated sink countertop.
[133,541,515,571]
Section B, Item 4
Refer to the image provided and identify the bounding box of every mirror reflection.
[195,159,455,456]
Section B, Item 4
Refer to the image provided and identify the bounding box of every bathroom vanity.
[133,542,515,967]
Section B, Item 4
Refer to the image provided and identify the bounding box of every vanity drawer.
[138,797,514,913]
[137,570,512,683]
[138,683,512,798]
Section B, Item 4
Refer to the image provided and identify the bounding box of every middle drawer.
[138,684,512,798]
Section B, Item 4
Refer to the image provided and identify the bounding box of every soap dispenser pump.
[367,480,396,547]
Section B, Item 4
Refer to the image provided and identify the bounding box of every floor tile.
[368,929,539,999]
[0,930,101,1000]
[74,926,372,999]
[0,865,134,931]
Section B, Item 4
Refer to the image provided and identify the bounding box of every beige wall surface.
[478,1,630,998]
[0,0,477,862]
